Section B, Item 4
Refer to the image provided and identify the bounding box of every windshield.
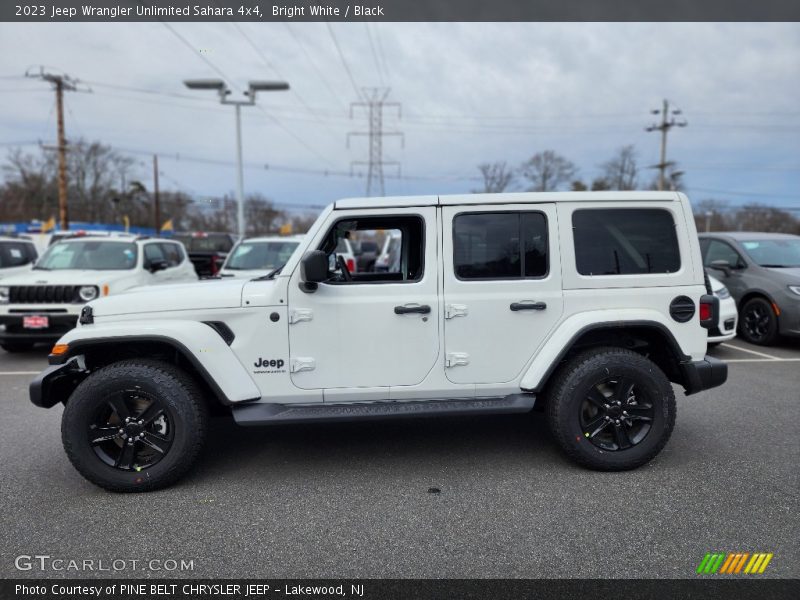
[225,240,300,271]
[36,241,138,270]
[740,239,800,268]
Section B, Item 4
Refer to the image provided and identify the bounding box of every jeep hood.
[88,279,253,317]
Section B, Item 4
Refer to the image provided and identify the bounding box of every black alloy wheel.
[88,389,174,471]
[739,297,779,346]
[579,377,654,451]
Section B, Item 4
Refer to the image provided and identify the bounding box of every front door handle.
[394,304,431,315]
[510,301,547,311]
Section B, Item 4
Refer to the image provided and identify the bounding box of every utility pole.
[153,155,161,235]
[646,99,687,191]
[348,87,403,197]
[26,67,79,230]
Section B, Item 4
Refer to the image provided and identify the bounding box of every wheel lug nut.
[138,420,143,426]
[118,429,124,434]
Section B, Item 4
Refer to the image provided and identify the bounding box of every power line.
[326,23,363,101]
[364,23,385,86]
[284,22,349,111]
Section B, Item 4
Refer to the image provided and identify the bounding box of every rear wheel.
[739,297,779,346]
[546,347,676,471]
[61,359,208,492]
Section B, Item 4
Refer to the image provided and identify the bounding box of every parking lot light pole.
[183,79,289,237]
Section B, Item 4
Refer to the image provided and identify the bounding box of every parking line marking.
[720,344,782,360]
[724,358,800,363]
[0,371,39,375]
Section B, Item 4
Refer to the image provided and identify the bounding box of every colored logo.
[696,552,773,574]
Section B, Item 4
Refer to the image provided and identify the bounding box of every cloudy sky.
[0,22,798,213]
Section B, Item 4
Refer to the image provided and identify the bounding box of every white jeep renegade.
[30,192,727,492]
[0,235,197,352]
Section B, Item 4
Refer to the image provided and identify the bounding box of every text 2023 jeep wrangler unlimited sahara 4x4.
[31,192,726,492]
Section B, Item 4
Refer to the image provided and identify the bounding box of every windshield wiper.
[252,265,283,281]
[32,265,51,271]
[760,264,792,268]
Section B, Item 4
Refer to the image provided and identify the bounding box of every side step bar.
[232,394,536,426]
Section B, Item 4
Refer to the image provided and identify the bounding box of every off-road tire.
[61,359,208,492]
[546,347,676,471]
[739,296,780,346]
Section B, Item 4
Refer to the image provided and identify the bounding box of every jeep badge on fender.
[29,191,727,492]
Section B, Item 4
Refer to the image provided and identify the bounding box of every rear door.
[441,203,563,385]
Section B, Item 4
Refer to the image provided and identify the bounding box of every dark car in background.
[355,239,379,272]
[699,232,800,345]
[172,231,238,278]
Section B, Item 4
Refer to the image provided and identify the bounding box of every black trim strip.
[202,321,235,345]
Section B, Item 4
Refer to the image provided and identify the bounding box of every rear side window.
[0,242,36,267]
[572,209,680,275]
[453,212,548,280]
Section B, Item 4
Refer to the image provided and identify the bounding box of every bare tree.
[735,204,798,234]
[519,150,577,192]
[600,145,639,190]
[473,161,515,193]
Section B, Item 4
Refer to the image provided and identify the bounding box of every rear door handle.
[394,304,431,315]
[510,301,547,311]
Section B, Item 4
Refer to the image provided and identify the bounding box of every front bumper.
[30,357,87,408]
[0,313,78,344]
[680,355,728,395]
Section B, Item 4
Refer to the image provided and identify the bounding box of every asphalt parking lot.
[1,339,798,579]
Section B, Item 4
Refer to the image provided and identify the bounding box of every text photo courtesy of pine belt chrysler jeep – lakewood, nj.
[26,191,727,492]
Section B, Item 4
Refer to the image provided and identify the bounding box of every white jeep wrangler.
[30,192,727,492]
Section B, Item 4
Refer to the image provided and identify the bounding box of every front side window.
[159,243,184,266]
[320,216,424,284]
[36,241,138,271]
[226,240,300,271]
[572,208,680,275]
[704,240,744,268]
[453,212,548,280]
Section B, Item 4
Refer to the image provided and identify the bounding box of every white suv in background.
[707,273,738,346]
[0,236,197,352]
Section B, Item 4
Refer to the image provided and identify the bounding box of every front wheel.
[546,347,676,471]
[61,359,208,492]
[739,297,779,346]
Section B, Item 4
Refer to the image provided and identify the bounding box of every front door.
[441,203,563,385]
[287,207,440,391]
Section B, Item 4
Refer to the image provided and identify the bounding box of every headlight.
[789,285,800,297]
[715,286,731,300]
[78,285,99,302]
[0,286,8,304]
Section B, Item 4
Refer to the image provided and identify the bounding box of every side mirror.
[708,259,732,277]
[147,259,169,273]
[299,250,328,293]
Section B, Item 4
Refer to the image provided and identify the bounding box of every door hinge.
[289,309,313,324]
[445,304,468,319]
[445,352,470,368]
[291,357,316,373]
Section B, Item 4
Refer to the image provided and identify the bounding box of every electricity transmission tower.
[26,67,84,230]
[646,99,687,191]
[348,87,403,197]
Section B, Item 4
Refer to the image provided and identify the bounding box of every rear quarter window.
[572,208,680,275]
